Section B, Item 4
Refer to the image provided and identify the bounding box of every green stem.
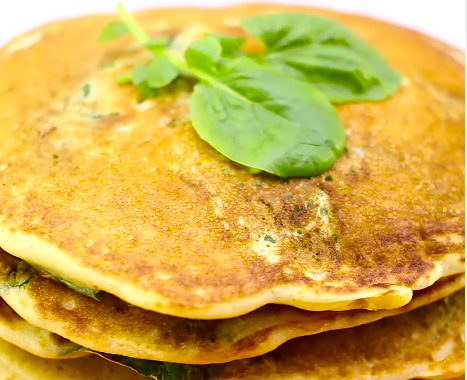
[166,54,188,73]
[116,1,150,46]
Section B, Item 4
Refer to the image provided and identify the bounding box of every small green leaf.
[82,83,91,98]
[99,21,128,42]
[135,81,158,102]
[88,113,103,119]
[117,71,133,84]
[148,55,180,88]
[189,57,346,177]
[206,33,246,58]
[144,37,170,54]
[131,64,150,85]
[185,37,222,71]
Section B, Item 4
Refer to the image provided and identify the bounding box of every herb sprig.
[99,2,401,177]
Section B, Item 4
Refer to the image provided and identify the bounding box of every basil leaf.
[206,33,246,58]
[189,57,345,177]
[241,12,401,102]
[148,55,180,88]
[99,21,128,42]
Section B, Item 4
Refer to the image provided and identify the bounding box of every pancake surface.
[0,4,464,319]
[0,248,464,364]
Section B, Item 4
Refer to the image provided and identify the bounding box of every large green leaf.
[241,12,402,102]
[187,56,346,177]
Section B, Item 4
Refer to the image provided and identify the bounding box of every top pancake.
[0,4,464,319]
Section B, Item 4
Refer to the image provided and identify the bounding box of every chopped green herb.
[320,206,329,215]
[82,83,91,98]
[88,113,103,119]
[58,278,100,300]
[32,264,100,300]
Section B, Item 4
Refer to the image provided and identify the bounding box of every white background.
[0,0,465,49]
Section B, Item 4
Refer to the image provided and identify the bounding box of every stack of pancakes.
[0,4,464,380]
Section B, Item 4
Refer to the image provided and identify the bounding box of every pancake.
[0,339,146,380]
[96,289,467,379]
[0,287,463,379]
[0,4,464,319]
[0,247,464,364]
[0,297,85,359]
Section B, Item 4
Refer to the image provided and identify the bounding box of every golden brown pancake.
[94,289,465,379]
[0,289,463,379]
[0,4,464,319]
[0,248,464,364]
